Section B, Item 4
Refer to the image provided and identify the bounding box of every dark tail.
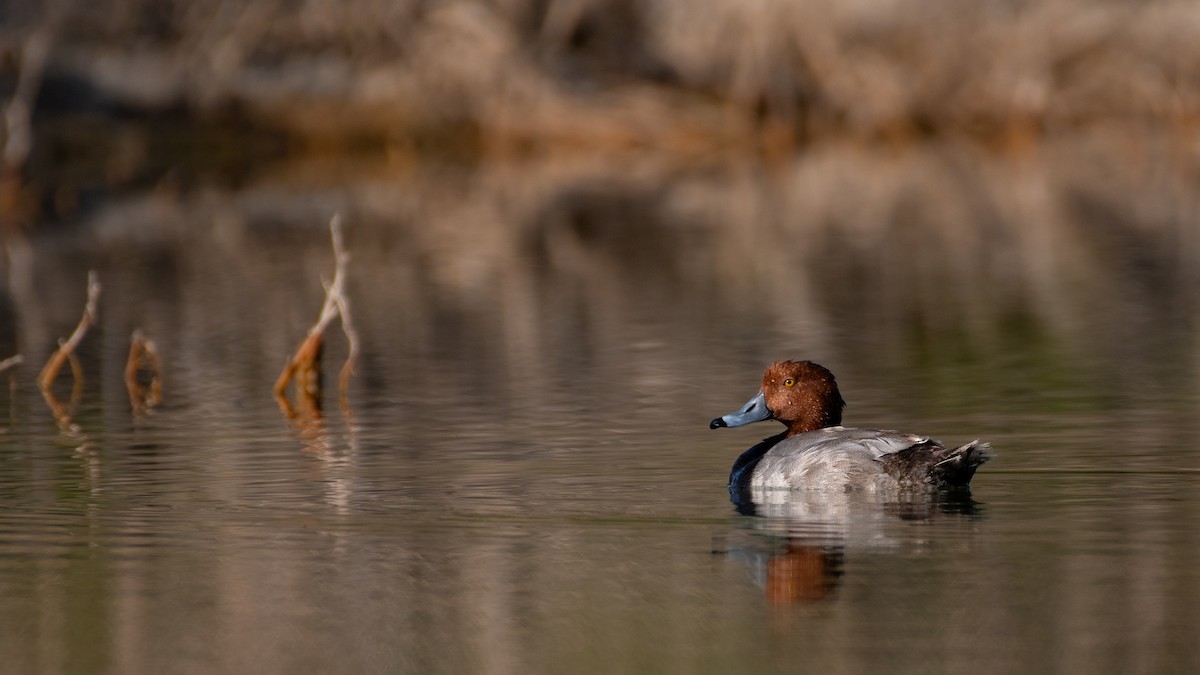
[932,441,994,488]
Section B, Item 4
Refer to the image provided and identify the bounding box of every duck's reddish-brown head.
[710,360,846,436]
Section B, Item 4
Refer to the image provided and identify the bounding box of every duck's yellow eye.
[784,378,795,387]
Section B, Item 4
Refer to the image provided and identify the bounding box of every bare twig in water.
[38,271,101,395]
[65,351,84,409]
[125,329,163,413]
[329,221,360,407]
[274,215,358,417]
[0,354,22,374]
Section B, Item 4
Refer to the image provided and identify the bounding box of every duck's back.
[750,426,932,492]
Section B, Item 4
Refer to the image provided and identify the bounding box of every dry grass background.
[3,0,1199,154]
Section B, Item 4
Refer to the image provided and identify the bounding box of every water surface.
[1,144,1199,674]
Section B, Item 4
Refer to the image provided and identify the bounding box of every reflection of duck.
[766,543,843,604]
[722,487,982,605]
[720,535,844,605]
[711,360,993,495]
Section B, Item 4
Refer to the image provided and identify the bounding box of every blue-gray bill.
[710,390,772,429]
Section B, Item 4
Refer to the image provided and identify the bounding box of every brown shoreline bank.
[5,0,1199,164]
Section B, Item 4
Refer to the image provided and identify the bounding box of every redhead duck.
[711,360,992,493]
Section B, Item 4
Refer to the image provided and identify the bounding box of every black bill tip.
[709,418,727,429]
